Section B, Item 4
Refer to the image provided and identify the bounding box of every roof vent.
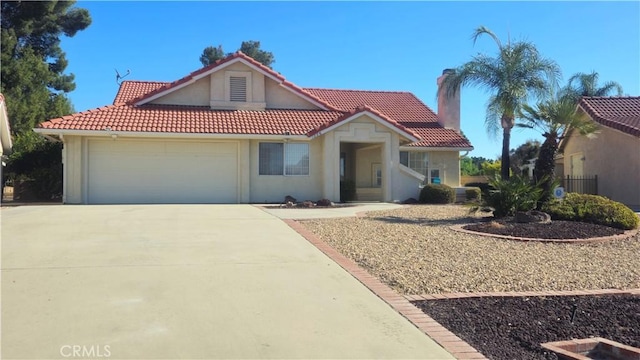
[229,76,247,102]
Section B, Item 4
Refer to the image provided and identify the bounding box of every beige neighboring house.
[34,52,472,204]
[558,96,640,210]
[1,94,13,170]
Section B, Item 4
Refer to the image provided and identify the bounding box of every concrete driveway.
[1,205,452,360]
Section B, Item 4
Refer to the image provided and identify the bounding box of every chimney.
[436,69,460,132]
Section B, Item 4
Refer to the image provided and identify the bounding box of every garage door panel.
[87,140,238,204]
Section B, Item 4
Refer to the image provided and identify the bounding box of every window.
[259,142,309,176]
[229,76,247,102]
[372,163,382,188]
[399,151,428,176]
[430,169,441,184]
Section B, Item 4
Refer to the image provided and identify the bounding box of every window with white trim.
[259,142,309,176]
[399,151,428,176]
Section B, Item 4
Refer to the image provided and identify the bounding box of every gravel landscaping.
[414,295,640,360]
[300,205,640,294]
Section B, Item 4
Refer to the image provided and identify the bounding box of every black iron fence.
[561,175,598,195]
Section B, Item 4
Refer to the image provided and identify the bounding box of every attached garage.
[86,139,238,204]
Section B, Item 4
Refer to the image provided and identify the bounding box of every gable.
[135,52,334,111]
[150,76,210,106]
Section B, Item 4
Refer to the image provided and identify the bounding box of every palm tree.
[439,26,561,180]
[518,94,598,201]
[562,71,623,103]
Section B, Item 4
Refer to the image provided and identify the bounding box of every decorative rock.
[515,210,551,224]
[301,200,315,208]
[316,198,332,207]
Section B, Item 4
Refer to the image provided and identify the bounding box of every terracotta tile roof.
[304,88,439,123]
[39,52,472,149]
[579,96,640,137]
[40,104,343,135]
[305,87,471,148]
[306,105,419,140]
[113,81,167,105]
[405,124,473,148]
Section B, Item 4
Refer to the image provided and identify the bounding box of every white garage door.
[87,139,238,204]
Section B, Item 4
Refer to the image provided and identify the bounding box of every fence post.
[594,174,598,195]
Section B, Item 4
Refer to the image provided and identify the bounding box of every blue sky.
[62,1,640,159]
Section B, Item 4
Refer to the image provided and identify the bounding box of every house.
[1,94,12,159]
[34,52,472,204]
[558,96,640,210]
[1,94,13,188]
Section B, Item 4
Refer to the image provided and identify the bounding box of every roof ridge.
[304,87,412,94]
[121,80,170,84]
[582,96,640,100]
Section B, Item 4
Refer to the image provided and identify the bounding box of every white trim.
[399,164,425,182]
[33,128,309,141]
[311,111,419,143]
[134,57,330,110]
[399,145,473,151]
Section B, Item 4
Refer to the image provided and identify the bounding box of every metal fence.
[561,175,598,195]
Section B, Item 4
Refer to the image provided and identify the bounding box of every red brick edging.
[450,223,639,243]
[406,288,640,301]
[284,219,488,360]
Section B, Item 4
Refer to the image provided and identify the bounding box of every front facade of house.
[35,52,472,204]
[559,96,640,210]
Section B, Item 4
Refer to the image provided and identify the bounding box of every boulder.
[316,198,332,207]
[515,210,551,224]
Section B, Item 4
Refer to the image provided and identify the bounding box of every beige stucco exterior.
[49,58,466,204]
[562,121,640,209]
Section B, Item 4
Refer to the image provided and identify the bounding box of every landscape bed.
[414,294,640,360]
[300,205,640,294]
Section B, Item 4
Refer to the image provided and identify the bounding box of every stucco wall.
[563,125,640,209]
[62,135,83,204]
[249,138,323,203]
[429,151,461,187]
[265,79,320,110]
[150,76,210,106]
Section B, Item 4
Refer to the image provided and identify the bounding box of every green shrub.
[340,180,356,202]
[465,187,481,202]
[464,182,493,198]
[543,193,639,230]
[419,184,455,204]
[485,175,543,217]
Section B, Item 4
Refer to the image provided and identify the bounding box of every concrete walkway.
[258,202,404,219]
[1,205,452,359]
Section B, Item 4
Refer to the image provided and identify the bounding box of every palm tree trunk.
[501,127,511,180]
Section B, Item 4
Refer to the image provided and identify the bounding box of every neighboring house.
[0,94,12,159]
[558,96,640,210]
[35,52,472,204]
[1,94,13,184]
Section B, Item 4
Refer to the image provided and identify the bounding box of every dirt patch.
[463,219,625,239]
[414,295,640,360]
